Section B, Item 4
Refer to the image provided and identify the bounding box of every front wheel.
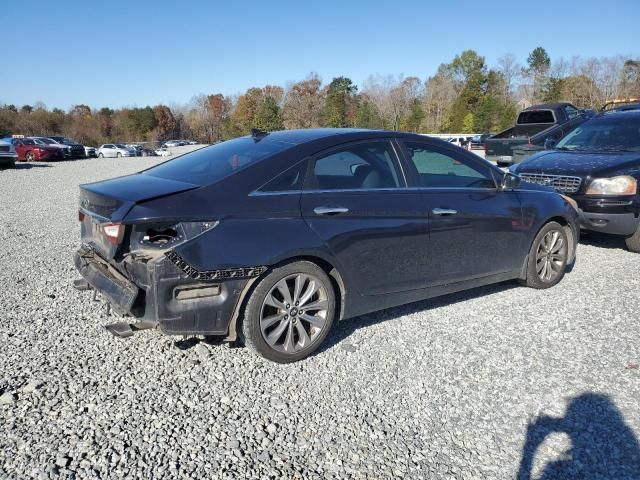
[98,153,103,158]
[117,152,122,158]
[520,221,568,289]
[241,261,336,363]
[624,225,640,253]
[25,151,35,162]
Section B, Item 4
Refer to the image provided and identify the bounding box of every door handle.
[313,206,349,216]
[432,208,458,216]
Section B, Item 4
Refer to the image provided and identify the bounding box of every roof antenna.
[251,128,269,140]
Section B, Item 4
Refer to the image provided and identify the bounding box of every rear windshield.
[144,137,293,185]
[517,110,555,124]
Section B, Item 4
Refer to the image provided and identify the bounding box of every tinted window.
[144,137,293,185]
[24,139,35,145]
[259,160,307,192]
[564,105,579,119]
[517,110,555,124]
[404,142,495,188]
[307,141,400,190]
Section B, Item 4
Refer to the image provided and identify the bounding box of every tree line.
[1,48,638,146]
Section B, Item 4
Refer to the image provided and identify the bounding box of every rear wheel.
[25,151,35,162]
[98,153,104,158]
[241,261,336,363]
[624,225,640,253]
[521,221,568,289]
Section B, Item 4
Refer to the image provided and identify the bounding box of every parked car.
[127,144,144,156]
[0,139,18,168]
[163,140,183,147]
[154,147,171,157]
[471,133,493,149]
[73,128,579,362]
[485,103,594,166]
[42,136,86,158]
[12,137,64,161]
[84,146,97,158]
[140,148,157,157]
[33,137,73,158]
[98,144,136,158]
[511,109,640,252]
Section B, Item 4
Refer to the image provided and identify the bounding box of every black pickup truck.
[511,108,640,252]
[485,103,594,166]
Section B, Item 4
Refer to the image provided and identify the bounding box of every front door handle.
[313,206,349,216]
[432,208,458,216]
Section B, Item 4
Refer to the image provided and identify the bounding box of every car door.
[398,140,525,285]
[104,145,115,157]
[299,139,432,296]
[14,140,26,160]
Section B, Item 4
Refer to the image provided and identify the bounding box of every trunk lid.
[79,173,198,259]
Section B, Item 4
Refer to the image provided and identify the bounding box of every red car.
[13,138,64,161]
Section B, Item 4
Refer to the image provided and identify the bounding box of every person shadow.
[518,393,640,479]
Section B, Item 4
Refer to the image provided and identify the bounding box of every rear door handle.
[313,206,349,216]
[432,208,458,216]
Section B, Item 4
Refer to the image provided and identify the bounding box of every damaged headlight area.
[130,221,219,251]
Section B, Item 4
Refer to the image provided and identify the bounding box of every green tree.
[527,47,551,75]
[323,76,357,127]
[400,100,425,132]
[253,97,284,131]
[462,112,474,133]
[354,99,382,129]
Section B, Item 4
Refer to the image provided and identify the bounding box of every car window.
[145,136,294,186]
[403,142,495,188]
[24,139,35,145]
[306,141,401,191]
[517,110,555,124]
[259,160,307,193]
[564,105,579,119]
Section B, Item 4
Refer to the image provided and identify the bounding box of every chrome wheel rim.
[536,230,566,282]
[260,273,329,354]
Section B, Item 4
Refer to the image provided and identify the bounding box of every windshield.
[144,136,293,185]
[39,138,56,144]
[556,115,640,152]
[32,139,48,145]
[60,138,76,145]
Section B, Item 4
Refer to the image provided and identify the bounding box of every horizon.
[2,0,639,110]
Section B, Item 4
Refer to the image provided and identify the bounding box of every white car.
[155,147,171,157]
[84,146,97,157]
[97,144,136,158]
[0,140,18,168]
[163,140,183,147]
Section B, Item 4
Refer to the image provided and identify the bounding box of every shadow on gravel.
[318,280,517,354]
[518,393,640,479]
[579,231,628,250]
[13,163,53,169]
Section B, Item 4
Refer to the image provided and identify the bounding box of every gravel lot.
[1,152,639,479]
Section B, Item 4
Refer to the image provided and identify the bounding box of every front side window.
[307,141,401,191]
[403,142,495,188]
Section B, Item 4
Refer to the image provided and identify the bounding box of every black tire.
[625,226,640,253]
[241,261,336,363]
[117,152,122,158]
[520,221,569,289]
[25,151,35,162]
[98,153,104,158]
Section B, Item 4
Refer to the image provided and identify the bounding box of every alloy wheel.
[260,273,329,354]
[536,230,566,282]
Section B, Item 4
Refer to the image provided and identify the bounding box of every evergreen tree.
[323,77,357,127]
[253,97,284,131]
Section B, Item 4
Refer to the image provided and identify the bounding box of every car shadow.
[317,280,518,355]
[579,231,628,250]
[517,392,640,479]
[13,163,53,170]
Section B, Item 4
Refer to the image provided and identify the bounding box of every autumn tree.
[283,74,324,129]
[153,105,177,140]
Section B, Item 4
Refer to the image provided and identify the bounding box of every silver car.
[97,144,136,158]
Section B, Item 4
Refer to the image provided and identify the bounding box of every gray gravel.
[1,155,640,479]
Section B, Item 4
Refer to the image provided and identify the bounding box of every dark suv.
[512,110,640,252]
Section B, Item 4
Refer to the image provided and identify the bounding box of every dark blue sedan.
[74,129,578,362]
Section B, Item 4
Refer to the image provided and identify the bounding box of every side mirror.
[544,138,557,150]
[501,172,521,190]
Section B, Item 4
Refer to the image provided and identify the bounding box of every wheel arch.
[225,254,347,342]
[520,215,575,279]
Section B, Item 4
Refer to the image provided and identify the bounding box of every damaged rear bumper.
[73,245,265,336]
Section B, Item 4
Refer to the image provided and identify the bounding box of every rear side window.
[144,137,293,186]
[517,110,555,124]
[306,141,401,191]
[259,160,307,192]
[403,142,495,188]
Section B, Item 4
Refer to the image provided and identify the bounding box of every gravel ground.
[1,153,639,479]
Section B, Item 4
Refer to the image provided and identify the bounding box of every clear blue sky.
[2,0,639,109]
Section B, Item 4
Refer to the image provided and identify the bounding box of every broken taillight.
[103,223,124,245]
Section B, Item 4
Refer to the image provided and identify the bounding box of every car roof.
[523,102,574,110]
[250,128,442,146]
